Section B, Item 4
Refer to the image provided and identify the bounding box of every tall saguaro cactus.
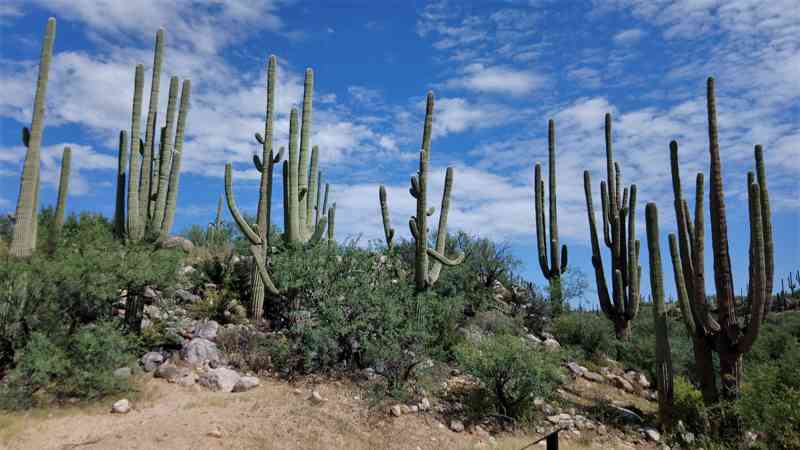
[408,92,464,292]
[583,113,641,340]
[535,119,568,310]
[645,203,674,431]
[11,18,56,257]
[667,77,773,403]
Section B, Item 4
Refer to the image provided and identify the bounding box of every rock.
[597,424,607,435]
[566,362,586,376]
[543,338,561,351]
[175,289,201,303]
[198,367,241,393]
[611,375,635,392]
[450,420,465,433]
[161,236,194,252]
[176,373,197,387]
[419,398,431,411]
[644,428,661,442]
[233,376,260,392]
[400,405,411,415]
[143,286,159,300]
[181,338,221,366]
[409,405,419,413]
[541,331,555,340]
[309,390,325,404]
[390,404,403,417]
[155,363,190,381]
[636,373,650,388]
[526,334,542,344]
[193,320,219,340]
[745,431,758,447]
[141,351,165,372]
[180,265,196,276]
[113,367,132,378]
[583,371,605,383]
[611,406,643,424]
[111,399,131,414]
[207,427,223,438]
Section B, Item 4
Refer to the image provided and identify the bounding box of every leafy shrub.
[552,312,614,359]
[673,375,709,433]
[454,334,564,419]
[216,326,280,374]
[0,322,136,409]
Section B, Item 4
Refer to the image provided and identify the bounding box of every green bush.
[673,375,709,434]
[0,322,136,410]
[552,312,614,359]
[454,334,564,419]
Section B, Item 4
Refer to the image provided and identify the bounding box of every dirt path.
[2,376,490,450]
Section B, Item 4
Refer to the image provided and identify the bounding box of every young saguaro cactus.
[10,18,56,257]
[379,185,395,250]
[645,203,674,431]
[583,113,641,340]
[409,92,464,292]
[534,119,568,309]
[667,77,773,403]
[53,146,72,239]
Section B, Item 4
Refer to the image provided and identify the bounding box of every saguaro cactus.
[114,131,128,238]
[667,77,773,403]
[408,92,464,292]
[140,29,164,225]
[11,18,56,257]
[53,146,71,238]
[534,119,568,310]
[645,203,674,431]
[583,113,641,340]
[379,185,395,250]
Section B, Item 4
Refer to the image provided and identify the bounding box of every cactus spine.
[53,146,71,239]
[535,119,568,311]
[645,203,674,431]
[10,18,55,257]
[379,185,395,250]
[668,77,773,404]
[583,113,641,340]
[409,92,464,292]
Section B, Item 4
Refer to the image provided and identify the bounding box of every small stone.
[175,289,201,303]
[419,398,431,411]
[543,338,561,351]
[161,236,194,252]
[612,375,635,392]
[176,373,197,387]
[526,334,542,344]
[450,420,465,433]
[409,405,419,413]
[233,376,260,392]
[644,428,661,442]
[155,363,190,382]
[113,367,132,378]
[399,405,411,415]
[207,427,223,438]
[390,404,403,417]
[193,320,219,340]
[566,362,586,376]
[583,371,605,383]
[143,287,159,300]
[293,388,303,395]
[309,390,325,404]
[636,373,650,388]
[111,399,131,414]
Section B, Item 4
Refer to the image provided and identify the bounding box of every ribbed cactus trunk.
[583,113,640,340]
[52,146,71,240]
[646,203,674,431]
[408,93,464,292]
[140,30,164,231]
[127,64,145,241]
[10,18,55,258]
[535,119,568,313]
[158,79,191,239]
[667,78,773,411]
[298,69,313,231]
[114,131,128,238]
[151,77,179,230]
[379,185,395,250]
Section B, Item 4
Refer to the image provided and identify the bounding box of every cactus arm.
[159,79,191,239]
[322,182,330,216]
[125,64,145,241]
[53,146,71,236]
[754,145,774,304]
[600,181,612,248]
[669,233,697,338]
[224,164,262,245]
[379,184,395,249]
[584,171,614,318]
[414,150,429,291]
[256,55,276,241]
[140,29,164,225]
[737,182,767,354]
[604,113,617,218]
[152,77,179,229]
[427,248,465,266]
[625,185,639,319]
[614,162,622,210]
[282,161,289,239]
[315,171,323,225]
[326,204,335,242]
[560,245,568,273]
[114,130,128,238]
[670,141,696,301]
[253,154,263,172]
[534,163,550,277]
[307,145,320,231]
[285,108,300,244]
[547,119,561,275]
[691,172,720,334]
[429,167,456,283]
[11,18,55,257]
[249,245,281,296]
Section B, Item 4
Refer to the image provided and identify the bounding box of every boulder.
[390,404,403,417]
[543,338,561,351]
[155,363,191,382]
[583,371,605,383]
[644,428,661,442]
[193,320,219,340]
[566,362,586,376]
[181,338,221,366]
[309,391,325,404]
[111,399,131,414]
[611,375,635,393]
[141,352,164,372]
[450,420,465,433]
[113,367,132,378]
[175,289,201,303]
[198,367,241,393]
[160,236,194,252]
[636,373,651,389]
[233,376,260,392]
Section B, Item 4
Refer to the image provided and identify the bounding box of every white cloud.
[445,64,545,96]
[613,28,644,45]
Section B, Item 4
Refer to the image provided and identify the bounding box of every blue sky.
[1,1,798,305]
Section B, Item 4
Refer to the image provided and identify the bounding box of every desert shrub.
[737,343,800,449]
[0,322,136,409]
[467,309,523,337]
[552,312,614,359]
[454,334,564,419]
[216,326,281,374]
[673,375,709,434]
